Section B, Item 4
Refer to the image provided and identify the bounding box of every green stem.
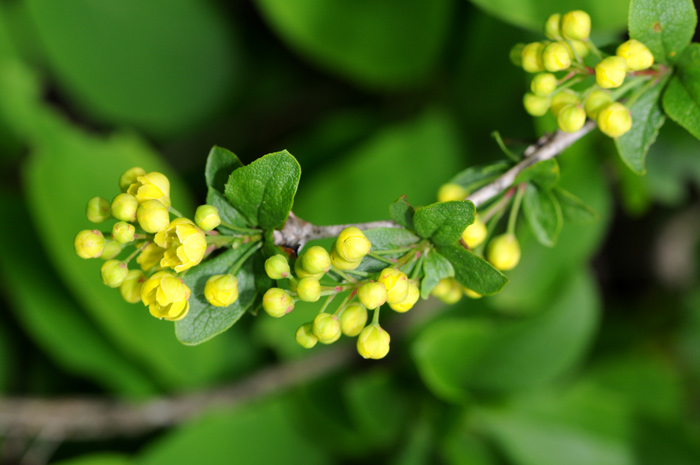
[624,76,659,107]
[610,75,651,101]
[410,247,428,280]
[317,294,337,315]
[124,241,151,264]
[553,75,586,94]
[587,40,603,60]
[220,221,261,235]
[372,246,417,255]
[342,269,371,278]
[169,207,184,218]
[368,252,398,265]
[206,235,239,247]
[229,242,262,275]
[372,306,381,325]
[330,266,358,284]
[506,185,525,235]
[333,290,355,316]
[480,189,515,223]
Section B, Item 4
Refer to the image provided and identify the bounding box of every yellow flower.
[296,323,318,348]
[86,197,111,223]
[141,271,191,321]
[437,183,467,202]
[389,281,420,313]
[119,167,146,192]
[136,200,170,233]
[127,172,171,207]
[194,204,221,231]
[74,230,105,259]
[340,303,368,336]
[204,274,239,307]
[335,227,371,262]
[377,267,409,305]
[120,269,146,304]
[357,324,390,359]
[154,218,207,272]
[136,242,166,271]
[462,215,487,248]
[617,39,654,71]
[357,282,387,310]
[487,233,521,271]
[595,56,628,89]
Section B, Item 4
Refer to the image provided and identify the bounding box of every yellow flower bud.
[194,205,221,231]
[437,183,467,202]
[335,227,371,262]
[584,90,614,120]
[550,90,580,117]
[531,73,557,97]
[463,287,483,299]
[137,200,170,233]
[597,102,632,138]
[101,260,128,288]
[74,230,105,259]
[329,249,361,271]
[357,324,390,360]
[431,278,462,304]
[487,233,521,271]
[141,271,191,321]
[136,242,166,271]
[204,274,238,307]
[112,221,135,244]
[120,269,146,303]
[297,277,321,302]
[510,43,526,67]
[377,268,409,305]
[389,281,420,313]
[296,323,318,349]
[265,254,290,279]
[155,218,207,272]
[544,13,562,40]
[86,197,111,223]
[340,303,368,336]
[357,282,387,310]
[313,313,341,344]
[542,42,571,72]
[301,246,331,274]
[127,171,171,207]
[294,259,324,279]
[119,167,146,192]
[521,42,545,73]
[262,288,294,317]
[557,104,587,133]
[100,239,123,260]
[565,40,590,59]
[523,93,551,117]
[111,193,139,222]
[595,56,627,89]
[616,39,654,71]
[561,10,591,41]
[461,215,487,248]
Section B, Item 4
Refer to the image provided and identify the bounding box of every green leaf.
[662,44,700,140]
[420,249,455,299]
[205,146,243,193]
[206,188,248,230]
[522,183,563,247]
[413,201,475,245]
[491,131,519,162]
[553,187,599,224]
[615,78,668,174]
[389,195,415,230]
[448,162,509,192]
[629,0,697,64]
[176,245,258,345]
[224,150,301,230]
[356,228,421,273]
[435,244,508,296]
[514,159,560,190]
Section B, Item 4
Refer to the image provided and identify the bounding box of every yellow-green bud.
[544,13,562,40]
[542,42,571,72]
[597,102,632,138]
[437,183,467,202]
[100,240,123,260]
[127,171,171,208]
[377,267,409,305]
[462,215,487,248]
[616,39,654,71]
[357,282,387,310]
[335,227,371,262]
[136,199,170,233]
[340,303,368,336]
[389,281,420,313]
[296,323,318,349]
[463,287,482,299]
[595,56,628,89]
[557,104,587,133]
[119,167,146,192]
[487,233,521,271]
[330,249,361,270]
[194,205,221,231]
[312,313,341,344]
[74,230,105,259]
[301,246,331,274]
[565,40,590,59]
[523,93,551,117]
[265,254,290,279]
[120,269,146,303]
[111,193,139,222]
[431,278,462,304]
[550,90,580,117]
[357,324,390,359]
[521,42,545,73]
[294,259,324,279]
[561,10,591,41]
[297,277,321,302]
[510,43,526,67]
[136,242,166,271]
[204,274,239,307]
[101,260,128,288]
[584,90,614,120]
[112,221,135,244]
[86,197,111,223]
[531,73,557,97]
[262,288,294,317]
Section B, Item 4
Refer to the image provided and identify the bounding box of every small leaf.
[448,162,510,192]
[522,183,563,247]
[629,0,697,63]
[435,244,507,296]
[420,249,455,299]
[175,245,258,345]
[514,159,559,190]
[206,188,247,229]
[205,146,243,192]
[553,187,599,224]
[662,44,700,140]
[389,195,415,230]
[224,150,301,230]
[413,201,475,245]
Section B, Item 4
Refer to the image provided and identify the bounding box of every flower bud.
[119,167,146,192]
[462,215,487,248]
[301,246,331,274]
[463,287,482,299]
[521,42,545,73]
[86,197,111,223]
[531,73,557,97]
[544,13,562,40]
[262,288,294,317]
[616,39,654,71]
[389,281,420,313]
[120,269,146,303]
[357,282,387,310]
[194,205,221,231]
[141,271,191,321]
[330,249,361,270]
[204,274,239,307]
[584,90,613,120]
[297,277,321,302]
[437,183,467,202]
[557,104,586,133]
[542,42,571,72]
[313,313,341,344]
[357,324,390,359]
[294,259,324,279]
[550,90,580,117]
[561,10,591,41]
[296,323,318,349]
[74,230,105,259]
[101,260,128,288]
[378,268,409,305]
[565,40,589,59]
[340,303,368,336]
[595,56,627,89]
[487,233,521,271]
[431,278,462,304]
[597,102,632,138]
[136,242,166,271]
[137,200,170,233]
[112,221,135,244]
[335,227,371,262]
[523,93,551,117]
[127,172,171,207]
[100,240,123,260]
[111,193,139,222]
[265,254,290,279]
[509,43,526,67]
